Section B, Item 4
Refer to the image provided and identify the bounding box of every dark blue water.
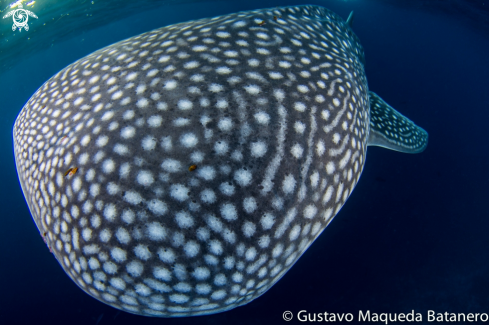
[2,0,489,324]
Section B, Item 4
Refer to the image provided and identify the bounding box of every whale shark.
[13,5,428,317]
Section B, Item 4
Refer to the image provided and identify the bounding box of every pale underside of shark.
[13,5,427,317]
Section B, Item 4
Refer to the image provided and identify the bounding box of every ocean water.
[2,0,489,324]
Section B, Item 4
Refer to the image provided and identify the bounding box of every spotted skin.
[368,91,428,153]
[13,5,427,317]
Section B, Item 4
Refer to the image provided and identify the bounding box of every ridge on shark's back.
[12,5,428,317]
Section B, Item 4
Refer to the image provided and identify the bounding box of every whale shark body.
[13,5,427,317]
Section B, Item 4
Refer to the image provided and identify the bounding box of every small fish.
[64,167,78,177]
[258,20,266,26]
[188,165,197,171]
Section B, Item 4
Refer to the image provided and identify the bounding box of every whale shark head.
[13,5,427,317]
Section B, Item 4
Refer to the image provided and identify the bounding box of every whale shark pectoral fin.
[346,11,355,28]
[367,91,428,154]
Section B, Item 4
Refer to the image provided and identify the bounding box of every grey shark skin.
[13,5,428,317]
